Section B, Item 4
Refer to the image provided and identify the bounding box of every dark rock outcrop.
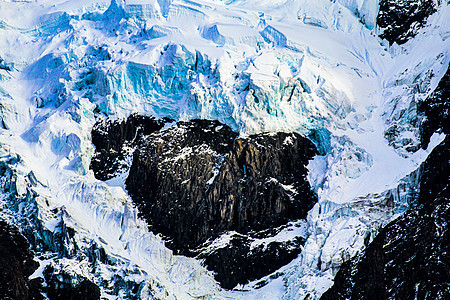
[43,266,100,300]
[90,114,171,181]
[418,66,449,149]
[125,119,318,253]
[0,220,39,300]
[377,0,438,45]
[197,231,304,289]
[0,220,102,300]
[123,119,318,288]
[89,117,320,288]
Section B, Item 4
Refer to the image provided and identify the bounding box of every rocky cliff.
[377,0,438,45]
[126,120,317,251]
[0,220,39,300]
[91,114,171,181]
[0,220,100,300]
[321,137,449,300]
[92,117,318,288]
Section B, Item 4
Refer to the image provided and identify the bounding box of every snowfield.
[0,0,448,299]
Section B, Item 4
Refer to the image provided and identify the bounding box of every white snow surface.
[0,0,449,299]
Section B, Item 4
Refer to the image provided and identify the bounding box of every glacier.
[0,0,448,299]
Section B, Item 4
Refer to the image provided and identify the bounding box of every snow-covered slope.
[0,0,448,299]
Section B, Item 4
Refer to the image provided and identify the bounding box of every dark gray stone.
[0,220,39,300]
[125,119,318,253]
[377,0,438,45]
[90,117,319,288]
[90,114,171,181]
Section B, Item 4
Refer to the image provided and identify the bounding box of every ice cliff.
[0,0,448,299]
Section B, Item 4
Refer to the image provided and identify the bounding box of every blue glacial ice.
[0,0,448,299]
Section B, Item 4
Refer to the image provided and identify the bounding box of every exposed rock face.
[43,266,101,300]
[377,0,438,45]
[197,231,304,289]
[123,119,318,288]
[90,114,170,181]
[418,66,449,148]
[126,119,237,251]
[0,220,39,300]
[0,220,102,300]
[125,119,318,253]
[89,117,318,288]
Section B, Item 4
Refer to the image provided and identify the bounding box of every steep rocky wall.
[91,117,318,288]
[0,219,101,300]
[418,66,449,149]
[0,220,39,300]
[377,0,439,45]
[123,119,318,288]
[125,119,318,252]
[90,114,171,181]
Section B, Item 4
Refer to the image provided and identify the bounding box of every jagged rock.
[43,266,101,300]
[92,117,318,288]
[125,119,318,252]
[321,197,449,300]
[0,219,101,300]
[91,116,319,288]
[321,136,450,300]
[0,220,39,300]
[377,0,438,45]
[197,231,304,289]
[120,119,318,288]
[125,119,237,252]
[419,138,449,203]
[90,114,171,181]
[418,66,449,149]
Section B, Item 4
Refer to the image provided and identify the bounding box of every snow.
[29,257,53,280]
[0,0,448,299]
[249,220,307,251]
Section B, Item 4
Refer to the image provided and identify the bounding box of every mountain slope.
[0,0,448,299]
